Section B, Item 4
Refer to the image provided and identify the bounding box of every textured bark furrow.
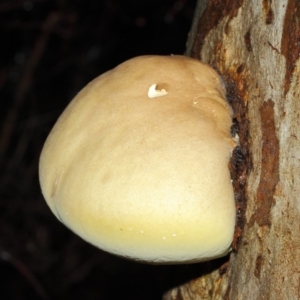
[191,0,243,60]
[250,100,279,227]
[225,75,249,253]
[281,0,300,95]
[262,0,274,25]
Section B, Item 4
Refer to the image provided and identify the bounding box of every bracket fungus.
[39,55,236,264]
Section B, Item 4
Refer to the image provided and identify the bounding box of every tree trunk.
[164,0,300,299]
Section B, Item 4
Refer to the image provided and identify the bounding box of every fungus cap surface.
[39,55,236,263]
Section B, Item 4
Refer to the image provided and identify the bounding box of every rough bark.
[165,0,300,299]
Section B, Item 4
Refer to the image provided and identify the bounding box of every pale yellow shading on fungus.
[39,55,236,264]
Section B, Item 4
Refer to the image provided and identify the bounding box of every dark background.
[0,0,219,299]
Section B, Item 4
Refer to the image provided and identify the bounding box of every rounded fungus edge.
[39,55,237,264]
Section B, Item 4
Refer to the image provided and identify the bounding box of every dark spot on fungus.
[101,172,112,184]
[155,83,169,91]
[51,169,62,199]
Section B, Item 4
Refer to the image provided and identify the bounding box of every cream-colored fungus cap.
[39,55,236,264]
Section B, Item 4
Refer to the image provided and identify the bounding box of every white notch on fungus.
[147,84,168,98]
